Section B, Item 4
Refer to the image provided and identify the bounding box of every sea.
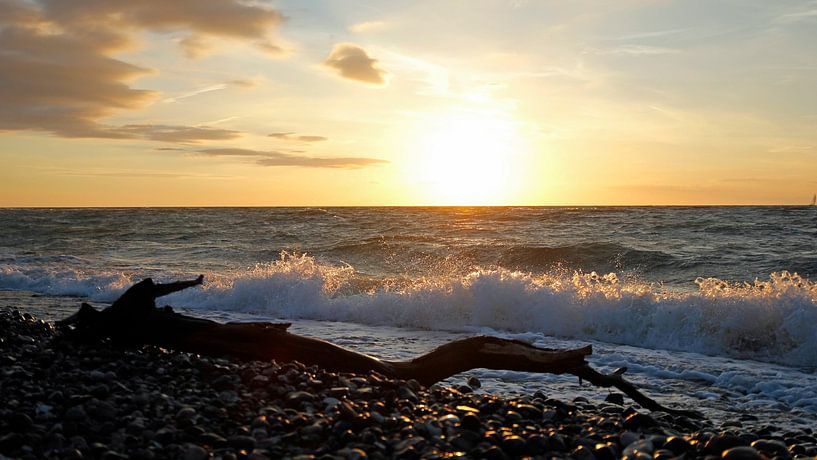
[1,207,816,428]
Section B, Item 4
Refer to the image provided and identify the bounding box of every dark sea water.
[2,207,817,425]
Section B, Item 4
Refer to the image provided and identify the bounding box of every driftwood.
[58,276,701,418]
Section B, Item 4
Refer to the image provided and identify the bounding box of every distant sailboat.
[812,194,816,206]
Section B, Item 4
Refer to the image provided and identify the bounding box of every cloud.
[349,21,388,33]
[162,84,228,103]
[227,78,260,89]
[323,43,389,85]
[268,132,328,142]
[0,0,282,139]
[198,148,388,169]
[37,0,283,42]
[256,40,286,55]
[179,35,210,58]
[611,28,692,42]
[115,125,241,143]
[775,4,817,23]
[0,24,157,138]
[608,45,680,56]
[46,167,234,179]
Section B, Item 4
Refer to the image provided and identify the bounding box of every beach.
[3,307,816,460]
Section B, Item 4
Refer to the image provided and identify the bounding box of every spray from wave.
[2,252,816,368]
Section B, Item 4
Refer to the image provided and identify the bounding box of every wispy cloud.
[162,79,256,104]
[46,168,235,179]
[607,45,681,56]
[162,84,229,103]
[775,3,817,23]
[611,27,692,42]
[198,148,387,168]
[349,20,388,33]
[268,132,328,142]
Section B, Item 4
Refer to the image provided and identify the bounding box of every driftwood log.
[58,276,701,418]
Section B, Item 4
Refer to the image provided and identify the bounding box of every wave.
[494,243,681,272]
[325,240,684,275]
[1,253,816,368]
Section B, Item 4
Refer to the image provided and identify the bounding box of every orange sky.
[1,1,816,206]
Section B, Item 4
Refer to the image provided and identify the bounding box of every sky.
[1,0,816,206]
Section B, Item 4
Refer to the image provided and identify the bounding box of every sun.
[408,111,524,205]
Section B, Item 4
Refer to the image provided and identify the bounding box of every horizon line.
[2,203,816,209]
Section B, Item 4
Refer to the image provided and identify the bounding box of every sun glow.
[408,111,525,205]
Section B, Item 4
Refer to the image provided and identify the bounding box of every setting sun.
[407,111,526,205]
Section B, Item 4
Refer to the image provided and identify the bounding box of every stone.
[397,386,418,404]
[750,439,790,457]
[663,436,691,455]
[460,413,481,431]
[285,391,316,406]
[183,444,209,460]
[9,412,33,431]
[722,446,763,460]
[572,445,596,460]
[705,434,746,455]
[228,435,256,451]
[501,435,526,455]
[65,405,87,421]
[176,407,197,422]
[605,393,625,405]
[336,447,368,459]
[623,412,658,431]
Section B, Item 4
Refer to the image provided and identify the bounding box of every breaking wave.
[2,252,816,368]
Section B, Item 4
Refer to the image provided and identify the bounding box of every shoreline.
[2,308,815,459]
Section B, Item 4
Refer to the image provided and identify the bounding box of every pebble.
[623,412,658,430]
[183,444,209,460]
[722,446,763,460]
[0,308,814,460]
[750,439,790,457]
[705,434,746,454]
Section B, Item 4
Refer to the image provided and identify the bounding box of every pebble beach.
[2,308,815,460]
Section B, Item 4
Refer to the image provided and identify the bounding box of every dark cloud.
[0,24,156,138]
[115,125,241,143]
[199,148,388,169]
[0,0,282,139]
[37,0,283,41]
[324,43,388,85]
[268,132,328,142]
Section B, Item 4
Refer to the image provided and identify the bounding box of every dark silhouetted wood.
[57,276,701,418]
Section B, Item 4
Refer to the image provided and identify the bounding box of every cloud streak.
[268,132,328,142]
[198,148,388,169]
[116,125,241,143]
[324,43,389,85]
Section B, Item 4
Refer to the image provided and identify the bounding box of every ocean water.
[1,207,816,427]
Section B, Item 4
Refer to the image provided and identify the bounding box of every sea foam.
[2,252,816,368]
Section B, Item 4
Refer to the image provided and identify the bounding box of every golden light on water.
[406,110,527,205]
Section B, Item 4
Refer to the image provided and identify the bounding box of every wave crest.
[2,253,816,368]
